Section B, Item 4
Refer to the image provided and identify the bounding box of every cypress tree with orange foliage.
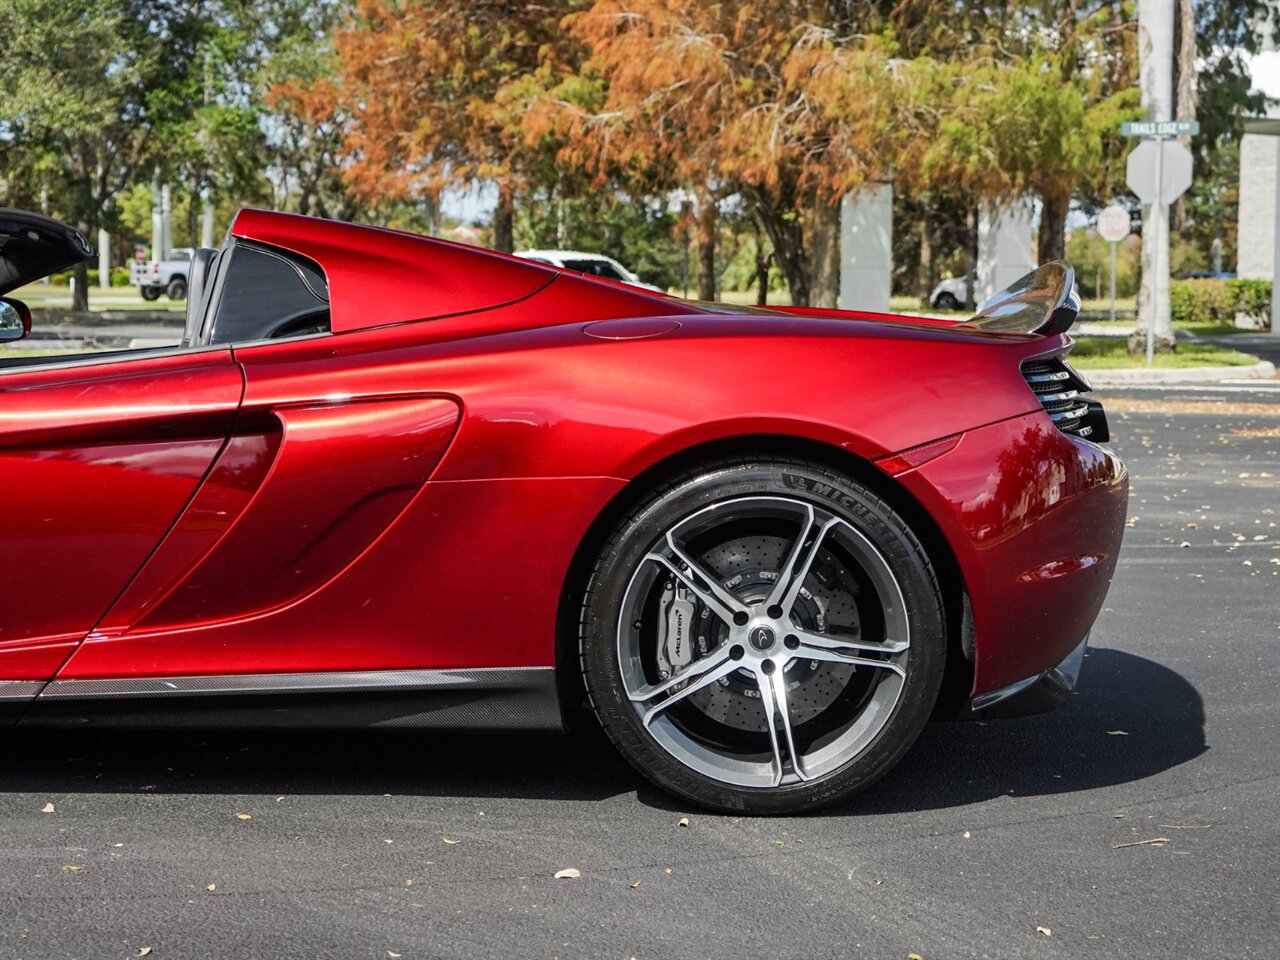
[335,0,580,251]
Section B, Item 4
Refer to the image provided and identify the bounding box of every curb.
[1087,360,1276,385]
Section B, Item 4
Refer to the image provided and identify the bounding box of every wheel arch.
[553,432,974,732]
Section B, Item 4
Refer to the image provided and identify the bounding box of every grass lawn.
[1069,336,1261,369]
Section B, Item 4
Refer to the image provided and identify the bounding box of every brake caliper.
[659,581,696,673]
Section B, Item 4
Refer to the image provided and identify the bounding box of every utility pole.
[1132,0,1176,355]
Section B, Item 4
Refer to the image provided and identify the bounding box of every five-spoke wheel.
[580,459,944,814]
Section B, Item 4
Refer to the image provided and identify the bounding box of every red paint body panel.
[898,413,1128,693]
[0,209,1127,718]
[59,477,621,677]
[0,350,241,679]
[230,208,560,333]
[99,430,283,628]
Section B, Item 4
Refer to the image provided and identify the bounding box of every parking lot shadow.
[847,646,1207,814]
[0,647,1201,811]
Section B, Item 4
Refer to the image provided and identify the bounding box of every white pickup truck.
[130,247,194,301]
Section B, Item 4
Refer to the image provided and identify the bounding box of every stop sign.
[1126,140,1194,205]
[1097,205,1130,242]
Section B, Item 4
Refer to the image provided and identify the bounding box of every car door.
[50,232,463,683]
[0,348,243,691]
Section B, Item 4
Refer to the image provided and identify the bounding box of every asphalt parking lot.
[2,381,1277,960]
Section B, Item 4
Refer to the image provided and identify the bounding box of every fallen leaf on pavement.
[553,868,581,879]
[663,867,673,875]
[62,865,83,872]
[1037,926,1052,937]
[677,817,689,827]
[441,837,460,845]
[1113,837,1170,849]
[962,831,971,839]
[630,880,641,889]
[206,884,216,892]
[235,813,252,821]
[389,953,402,958]
[908,953,926,960]
[136,949,152,958]
[41,802,55,813]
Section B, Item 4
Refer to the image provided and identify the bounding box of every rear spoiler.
[961,261,1080,336]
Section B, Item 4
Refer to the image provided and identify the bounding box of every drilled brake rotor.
[680,534,861,731]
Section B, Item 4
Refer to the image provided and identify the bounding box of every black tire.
[579,458,945,814]
[166,276,187,301]
[139,286,162,301]
[933,291,961,310]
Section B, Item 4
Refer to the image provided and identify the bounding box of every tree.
[336,0,579,252]
[0,0,269,307]
[538,2,912,307]
[1,1,155,307]
[261,0,363,220]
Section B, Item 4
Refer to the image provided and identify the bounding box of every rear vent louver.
[1021,357,1108,442]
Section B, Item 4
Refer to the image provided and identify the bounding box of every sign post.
[1096,204,1131,323]
[1125,120,1197,363]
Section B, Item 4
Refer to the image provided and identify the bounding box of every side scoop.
[962,261,1081,336]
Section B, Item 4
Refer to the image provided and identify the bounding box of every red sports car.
[0,207,1126,813]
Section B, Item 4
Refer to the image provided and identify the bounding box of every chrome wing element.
[963,261,1080,336]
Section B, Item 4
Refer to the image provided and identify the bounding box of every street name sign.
[1121,120,1200,137]
[1097,204,1131,242]
[1126,139,1193,205]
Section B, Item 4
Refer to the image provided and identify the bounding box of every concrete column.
[1237,129,1279,332]
[976,199,1036,305]
[838,182,892,313]
[97,229,111,289]
[200,191,215,248]
[150,173,163,261]
[160,184,173,258]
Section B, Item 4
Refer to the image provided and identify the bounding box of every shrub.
[1227,279,1272,321]
[31,267,133,287]
[1169,279,1234,325]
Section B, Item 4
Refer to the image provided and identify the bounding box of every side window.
[205,242,330,345]
[563,258,625,281]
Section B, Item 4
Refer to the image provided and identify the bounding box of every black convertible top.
[0,209,95,296]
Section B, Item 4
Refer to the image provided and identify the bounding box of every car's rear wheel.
[579,459,945,814]
[139,286,161,301]
[933,291,961,310]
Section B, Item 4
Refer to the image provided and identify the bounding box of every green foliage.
[513,191,683,291]
[1169,278,1272,327]
[1169,279,1234,326]
[1227,279,1273,319]
[1066,231,1140,299]
[720,237,785,295]
[47,267,132,287]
